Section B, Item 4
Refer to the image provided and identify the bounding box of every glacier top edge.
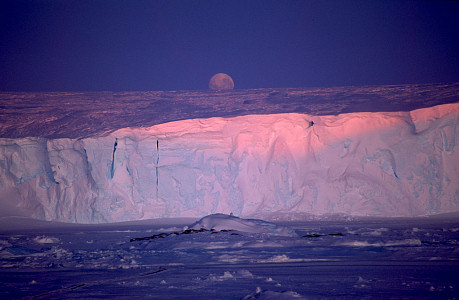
[0,83,457,139]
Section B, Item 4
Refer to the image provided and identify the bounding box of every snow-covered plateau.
[1,103,458,223]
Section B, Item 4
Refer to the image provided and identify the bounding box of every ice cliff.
[0,103,458,223]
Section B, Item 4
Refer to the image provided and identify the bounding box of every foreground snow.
[0,214,458,299]
[1,103,458,223]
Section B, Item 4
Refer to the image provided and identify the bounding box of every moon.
[209,73,234,90]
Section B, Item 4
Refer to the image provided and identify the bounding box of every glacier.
[0,103,458,223]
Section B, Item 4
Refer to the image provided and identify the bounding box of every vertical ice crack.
[43,139,59,185]
[110,138,118,179]
[156,139,159,198]
[82,148,97,188]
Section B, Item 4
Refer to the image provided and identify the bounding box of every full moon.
[209,73,234,90]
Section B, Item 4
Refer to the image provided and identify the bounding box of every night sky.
[1,0,458,92]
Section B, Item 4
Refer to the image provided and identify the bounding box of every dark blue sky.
[1,0,458,91]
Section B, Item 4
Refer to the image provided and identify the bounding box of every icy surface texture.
[0,103,458,223]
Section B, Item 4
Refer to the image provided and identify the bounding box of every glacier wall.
[0,103,458,223]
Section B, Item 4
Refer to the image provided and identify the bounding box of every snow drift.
[0,103,458,223]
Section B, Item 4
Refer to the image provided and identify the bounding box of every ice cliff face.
[1,103,458,223]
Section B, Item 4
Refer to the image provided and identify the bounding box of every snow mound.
[189,214,297,237]
[33,236,59,244]
[242,287,305,299]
